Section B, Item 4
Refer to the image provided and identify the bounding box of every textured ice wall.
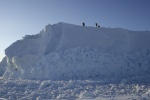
[1,22,150,80]
[4,22,150,58]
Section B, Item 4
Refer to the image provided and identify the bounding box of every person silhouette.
[82,22,85,26]
[95,23,98,27]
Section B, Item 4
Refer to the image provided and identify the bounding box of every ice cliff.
[1,22,150,81]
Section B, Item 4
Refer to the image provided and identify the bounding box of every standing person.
[95,23,98,27]
[82,22,85,26]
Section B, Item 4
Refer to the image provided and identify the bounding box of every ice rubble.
[0,79,150,100]
[1,22,150,81]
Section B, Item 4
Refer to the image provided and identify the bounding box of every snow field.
[0,79,150,100]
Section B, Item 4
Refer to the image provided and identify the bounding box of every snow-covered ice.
[0,22,150,99]
[0,79,150,100]
[2,22,150,80]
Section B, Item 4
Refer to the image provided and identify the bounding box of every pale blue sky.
[0,0,150,61]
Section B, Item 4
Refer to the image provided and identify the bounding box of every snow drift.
[1,22,150,81]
